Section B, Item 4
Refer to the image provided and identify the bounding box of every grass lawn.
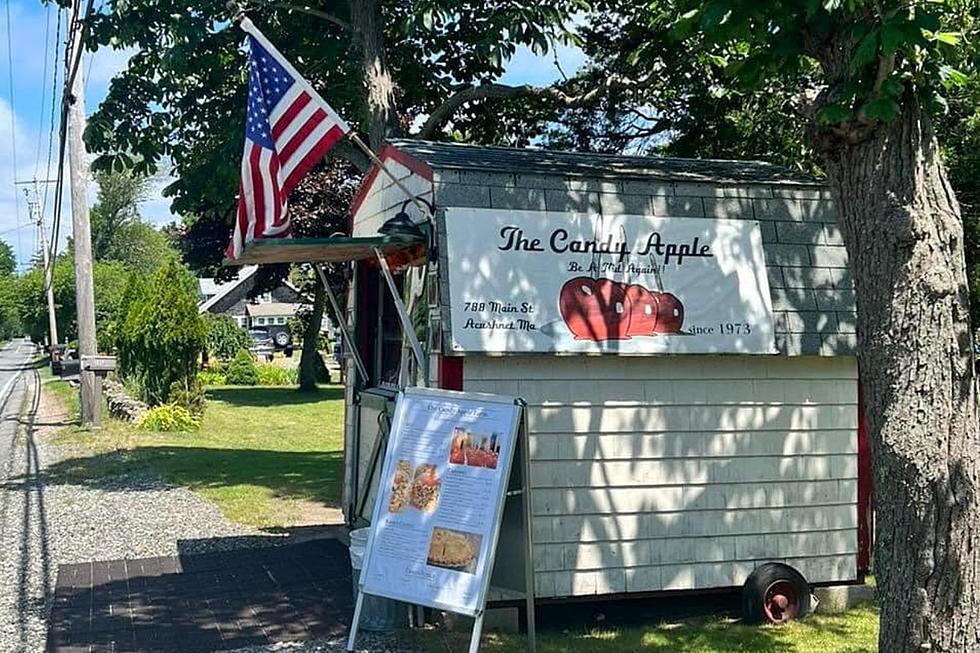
[45,382,346,528]
[410,604,879,652]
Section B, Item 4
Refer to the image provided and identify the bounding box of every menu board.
[443,208,777,354]
[359,388,522,616]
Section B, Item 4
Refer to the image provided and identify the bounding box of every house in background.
[197,266,333,349]
[198,264,302,321]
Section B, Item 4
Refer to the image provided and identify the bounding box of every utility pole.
[65,0,101,428]
[20,181,59,355]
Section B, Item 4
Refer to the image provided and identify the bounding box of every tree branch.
[328,139,371,174]
[417,75,652,140]
[256,2,351,31]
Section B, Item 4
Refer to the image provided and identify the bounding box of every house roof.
[390,139,822,186]
[246,302,299,317]
[198,278,220,297]
[198,265,258,313]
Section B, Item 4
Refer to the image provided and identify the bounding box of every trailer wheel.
[742,563,811,625]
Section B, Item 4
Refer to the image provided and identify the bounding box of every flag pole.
[235,15,434,225]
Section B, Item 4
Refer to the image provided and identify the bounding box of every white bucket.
[349,527,370,571]
[347,527,408,632]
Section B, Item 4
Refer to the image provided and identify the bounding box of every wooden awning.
[225,234,424,266]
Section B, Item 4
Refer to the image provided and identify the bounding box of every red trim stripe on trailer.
[438,357,463,391]
[857,380,873,573]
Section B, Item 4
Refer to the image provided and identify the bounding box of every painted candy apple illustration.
[654,292,685,333]
[559,277,632,341]
[560,278,685,341]
[624,284,661,337]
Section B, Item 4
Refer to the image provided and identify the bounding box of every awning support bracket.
[315,263,370,385]
[374,247,428,387]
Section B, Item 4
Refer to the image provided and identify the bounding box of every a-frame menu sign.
[347,387,536,653]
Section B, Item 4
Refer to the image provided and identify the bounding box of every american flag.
[227,27,350,260]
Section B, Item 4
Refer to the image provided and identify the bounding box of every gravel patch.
[221,632,415,653]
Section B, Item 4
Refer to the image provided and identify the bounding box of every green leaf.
[880,76,905,98]
[934,31,961,45]
[700,2,731,28]
[880,24,905,55]
[816,103,852,125]
[707,54,728,68]
[861,98,901,122]
[915,10,941,33]
[939,64,969,89]
[852,30,879,68]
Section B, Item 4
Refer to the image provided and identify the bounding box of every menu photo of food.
[388,461,441,514]
[448,426,501,470]
[387,460,413,513]
[426,527,482,575]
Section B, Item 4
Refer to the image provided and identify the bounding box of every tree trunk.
[298,279,326,392]
[348,0,395,151]
[820,99,980,652]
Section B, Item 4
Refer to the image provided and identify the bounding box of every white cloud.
[0,98,47,271]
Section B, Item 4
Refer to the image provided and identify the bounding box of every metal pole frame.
[373,247,428,386]
[315,263,369,384]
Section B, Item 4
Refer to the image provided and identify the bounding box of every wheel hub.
[763,580,799,625]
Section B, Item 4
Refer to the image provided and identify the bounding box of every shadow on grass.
[37,446,345,508]
[206,385,344,406]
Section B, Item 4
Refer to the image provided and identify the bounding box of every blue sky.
[0,0,586,270]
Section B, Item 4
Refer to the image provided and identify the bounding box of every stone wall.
[103,378,149,422]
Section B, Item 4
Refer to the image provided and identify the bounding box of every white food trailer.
[234,140,871,624]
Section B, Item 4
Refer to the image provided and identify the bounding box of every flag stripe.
[271,90,312,142]
[269,84,305,128]
[282,120,334,191]
[283,124,345,193]
[279,107,328,169]
[248,145,266,241]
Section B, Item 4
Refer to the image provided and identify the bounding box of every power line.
[41,8,63,218]
[34,2,52,177]
[3,0,24,270]
[82,0,104,94]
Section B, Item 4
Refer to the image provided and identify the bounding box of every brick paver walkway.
[46,539,353,653]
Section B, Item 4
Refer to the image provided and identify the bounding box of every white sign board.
[443,208,777,354]
[359,388,522,616]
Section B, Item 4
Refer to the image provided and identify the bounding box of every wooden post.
[65,1,101,428]
[21,181,59,354]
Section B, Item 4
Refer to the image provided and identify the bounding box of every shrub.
[115,261,206,405]
[168,380,206,417]
[255,364,297,386]
[204,314,252,360]
[197,369,227,386]
[225,349,259,385]
[138,404,200,432]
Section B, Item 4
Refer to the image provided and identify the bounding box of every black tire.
[274,331,292,347]
[742,563,811,625]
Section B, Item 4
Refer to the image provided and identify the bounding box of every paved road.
[0,338,40,477]
[0,338,48,652]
